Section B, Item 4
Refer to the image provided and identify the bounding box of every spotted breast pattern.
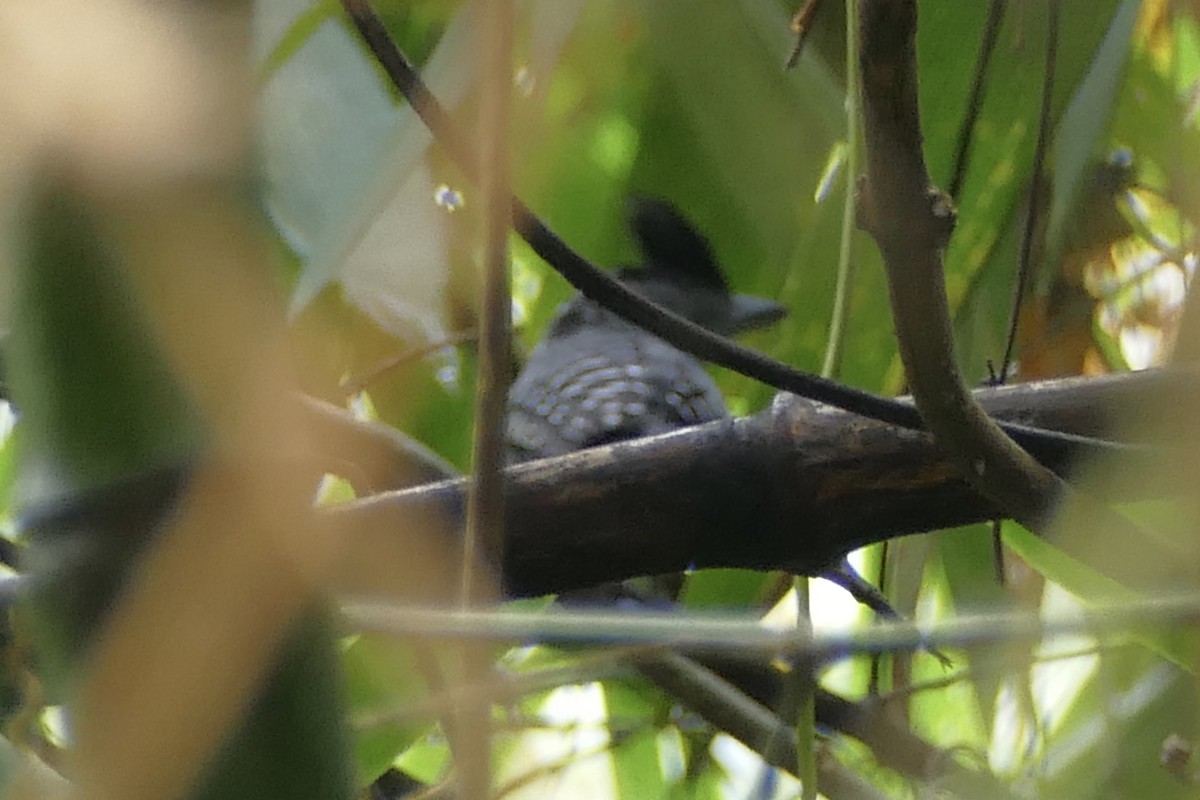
[505,300,725,462]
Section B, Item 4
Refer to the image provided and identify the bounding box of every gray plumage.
[506,198,785,463]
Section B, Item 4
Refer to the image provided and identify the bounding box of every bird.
[505,198,786,464]
[504,198,784,605]
[504,197,908,621]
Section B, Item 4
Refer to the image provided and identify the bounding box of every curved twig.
[946,0,1008,201]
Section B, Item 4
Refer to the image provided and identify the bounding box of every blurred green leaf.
[10,190,199,494]
[343,634,434,782]
[932,524,1013,727]
[1003,522,1197,671]
[613,728,670,799]
[10,156,354,800]
[259,0,338,80]
[1032,657,1195,800]
[924,0,1124,381]
[1044,0,1144,286]
[682,569,779,610]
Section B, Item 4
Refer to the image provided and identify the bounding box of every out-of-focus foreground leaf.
[10,181,357,800]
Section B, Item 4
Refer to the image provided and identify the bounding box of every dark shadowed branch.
[332,368,1181,602]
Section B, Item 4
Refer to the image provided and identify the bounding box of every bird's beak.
[727,294,788,334]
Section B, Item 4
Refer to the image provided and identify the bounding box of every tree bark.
[334,368,1179,601]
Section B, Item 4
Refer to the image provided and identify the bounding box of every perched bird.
[505,198,786,463]
[505,198,904,620]
[504,198,784,605]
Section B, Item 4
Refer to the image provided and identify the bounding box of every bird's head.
[620,197,787,336]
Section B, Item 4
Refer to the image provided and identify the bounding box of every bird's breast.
[505,331,726,462]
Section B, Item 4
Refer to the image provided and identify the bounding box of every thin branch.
[946,0,1008,201]
[820,0,861,381]
[463,0,513,597]
[333,0,1121,468]
[1001,0,1059,377]
[815,750,895,800]
[341,588,1200,676]
[785,0,825,69]
[802,0,864,788]
[340,329,476,398]
[354,649,641,730]
[456,1,515,796]
[354,642,967,791]
[987,0,1044,584]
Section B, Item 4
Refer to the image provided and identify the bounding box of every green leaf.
[10,187,200,681]
[1003,522,1197,671]
[920,0,1124,380]
[613,727,670,799]
[258,0,338,81]
[1043,0,1143,287]
[681,569,778,610]
[10,189,199,493]
[195,612,357,800]
[932,524,1012,727]
[11,181,355,800]
[342,634,434,783]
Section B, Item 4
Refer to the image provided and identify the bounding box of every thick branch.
[333,369,1184,601]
